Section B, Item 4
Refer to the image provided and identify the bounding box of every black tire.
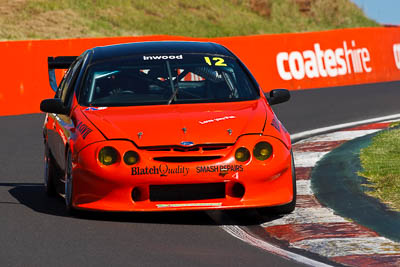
[44,145,57,196]
[258,150,297,215]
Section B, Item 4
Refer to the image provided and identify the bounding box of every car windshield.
[79,54,259,106]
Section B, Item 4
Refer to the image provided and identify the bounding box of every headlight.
[124,151,140,165]
[253,142,273,161]
[235,147,251,162]
[98,146,119,166]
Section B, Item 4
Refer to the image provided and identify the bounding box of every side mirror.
[40,98,68,115]
[265,89,290,105]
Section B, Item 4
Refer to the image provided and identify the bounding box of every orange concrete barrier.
[0,27,399,116]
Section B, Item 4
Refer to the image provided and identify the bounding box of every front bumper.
[71,135,294,211]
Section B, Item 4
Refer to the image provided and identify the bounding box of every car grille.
[149,183,226,201]
[142,144,231,152]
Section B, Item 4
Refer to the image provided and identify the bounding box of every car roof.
[88,41,234,62]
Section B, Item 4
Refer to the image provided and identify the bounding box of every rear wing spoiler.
[48,56,77,92]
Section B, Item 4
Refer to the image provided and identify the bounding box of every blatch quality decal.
[76,121,93,139]
[131,164,189,177]
[196,164,243,174]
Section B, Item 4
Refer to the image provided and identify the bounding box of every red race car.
[40,41,295,214]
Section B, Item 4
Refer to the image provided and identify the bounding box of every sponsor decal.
[84,107,107,111]
[199,115,236,125]
[181,141,194,146]
[394,43,400,70]
[143,55,183,60]
[276,41,372,81]
[131,164,189,177]
[203,56,227,66]
[76,121,93,139]
[196,164,243,174]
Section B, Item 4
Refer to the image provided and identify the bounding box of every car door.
[49,57,83,172]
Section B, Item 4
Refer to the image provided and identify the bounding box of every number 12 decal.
[204,57,227,66]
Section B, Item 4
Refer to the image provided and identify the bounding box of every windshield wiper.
[166,60,179,105]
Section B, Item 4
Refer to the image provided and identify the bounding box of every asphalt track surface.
[0,81,399,266]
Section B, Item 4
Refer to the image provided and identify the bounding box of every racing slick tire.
[258,150,297,215]
[44,145,57,197]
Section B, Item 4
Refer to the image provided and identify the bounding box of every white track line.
[291,114,400,142]
[297,180,313,195]
[294,151,329,168]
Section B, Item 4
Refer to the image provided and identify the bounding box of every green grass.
[359,125,400,211]
[0,0,379,40]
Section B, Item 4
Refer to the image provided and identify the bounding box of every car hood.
[81,100,267,147]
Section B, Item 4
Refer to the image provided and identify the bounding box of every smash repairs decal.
[131,164,189,176]
[76,121,93,139]
[196,164,243,174]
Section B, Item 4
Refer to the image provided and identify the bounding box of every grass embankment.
[359,123,400,211]
[0,0,378,40]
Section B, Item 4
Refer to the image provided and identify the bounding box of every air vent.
[142,144,232,152]
[202,145,228,151]
[149,183,226,201]
[153,156,222,163]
